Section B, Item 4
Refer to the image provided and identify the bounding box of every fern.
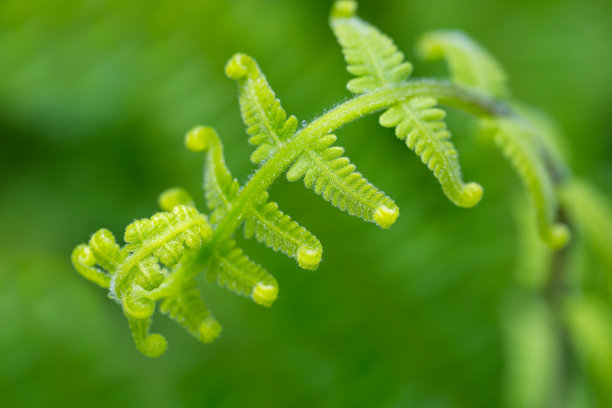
[207,239,278,307]
[71,0,608,357]
[286,133,398,228]
[226,53,298,165]
[417,30,509,97]
[480,116,570,249]
[331,1,483,208]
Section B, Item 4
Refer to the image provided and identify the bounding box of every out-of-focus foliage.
[0,0,611,407]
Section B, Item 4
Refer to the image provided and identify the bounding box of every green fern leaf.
[513,103,571,179]
[186,126,240,223]
[207,240,279,307]
[160,279,222,343]
[158,187,195,212]
[112,204,212,320]
[330,1,412,94]
[286,133,399,228]
[71,244,112,289]
[480,117,569,249]
[225,53,298,164]
[379,97,483,207]
[561,179,612,272]
[331,1,482,208]
[128,317,167,358]
[245,192,323,270]
[417,30,509,97]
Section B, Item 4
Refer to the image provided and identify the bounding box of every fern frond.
[71,244,112,289]
[480,117,569,249]
[561,179,612,272]
[331,1,482,208]
[379,97,483,207]
[225,53,298,164]
[245,192,323,270]
[513,199,552,291]
[158,187,195,212]
[286,133,399,228]
[513,103,571,179]
[330,1,412,94]
[207,240,279,307]
[417,30,509,97]
[113,205,212,319]
[185,126,240,223]
[160,279,222,343]
[128,317,167,358]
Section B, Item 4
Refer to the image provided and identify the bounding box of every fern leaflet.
[207,239,279,307]
[417,30,509,97]
[480,117,569,249]
[561,179,612,272]
[286,133,399,228]
[160,278,222,343]
[245,191,323,270]
[225,53,298,165]
[331,1,482,208]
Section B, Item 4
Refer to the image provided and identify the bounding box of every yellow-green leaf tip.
[458,182,484,208]
[198,316,222,343]
[252,282,279,307]
[158,187,194,212]
[546,223,571,250]
[297,245,322,270]
[139,334,167,358]
[373,204,399,229]
[225,53,249,80]
[74,244,96,266]
[185,126,214,152]
[331,1,357,18]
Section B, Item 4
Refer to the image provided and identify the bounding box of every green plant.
[71,0,611,368]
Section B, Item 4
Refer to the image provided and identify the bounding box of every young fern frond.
[160,278,221,343]
[512,103,571,180]
[207,239,278,307]
[128,317,168,358]
[72,0,605,357]
[245,192,322,270]
[480,117,569,249]
[331,1,483,208]
[561,179,612,273]
[187,126,241,224]
[286,133,398,228]
[72,204,213,354]
[416,26,570,249]
[417,30,509,97]
[378,96,483,208]
[225,53,298,165]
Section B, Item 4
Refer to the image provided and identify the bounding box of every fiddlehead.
[71,0,609,359]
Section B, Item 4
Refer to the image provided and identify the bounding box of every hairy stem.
[212,82,497,270]
[146,79,508,297]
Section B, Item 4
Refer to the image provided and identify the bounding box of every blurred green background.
[1,0,611,407]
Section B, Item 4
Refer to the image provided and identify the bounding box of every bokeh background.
[1,0,611,407]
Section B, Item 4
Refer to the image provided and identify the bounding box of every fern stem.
[163,80,508,284]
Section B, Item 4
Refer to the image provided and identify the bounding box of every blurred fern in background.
[1,0,611,407]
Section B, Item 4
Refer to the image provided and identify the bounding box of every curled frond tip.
[252,283,279,307]
[331,1,357,19]
[297,246,323,271]
[373,204,399,229]
[185,125,216,152]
